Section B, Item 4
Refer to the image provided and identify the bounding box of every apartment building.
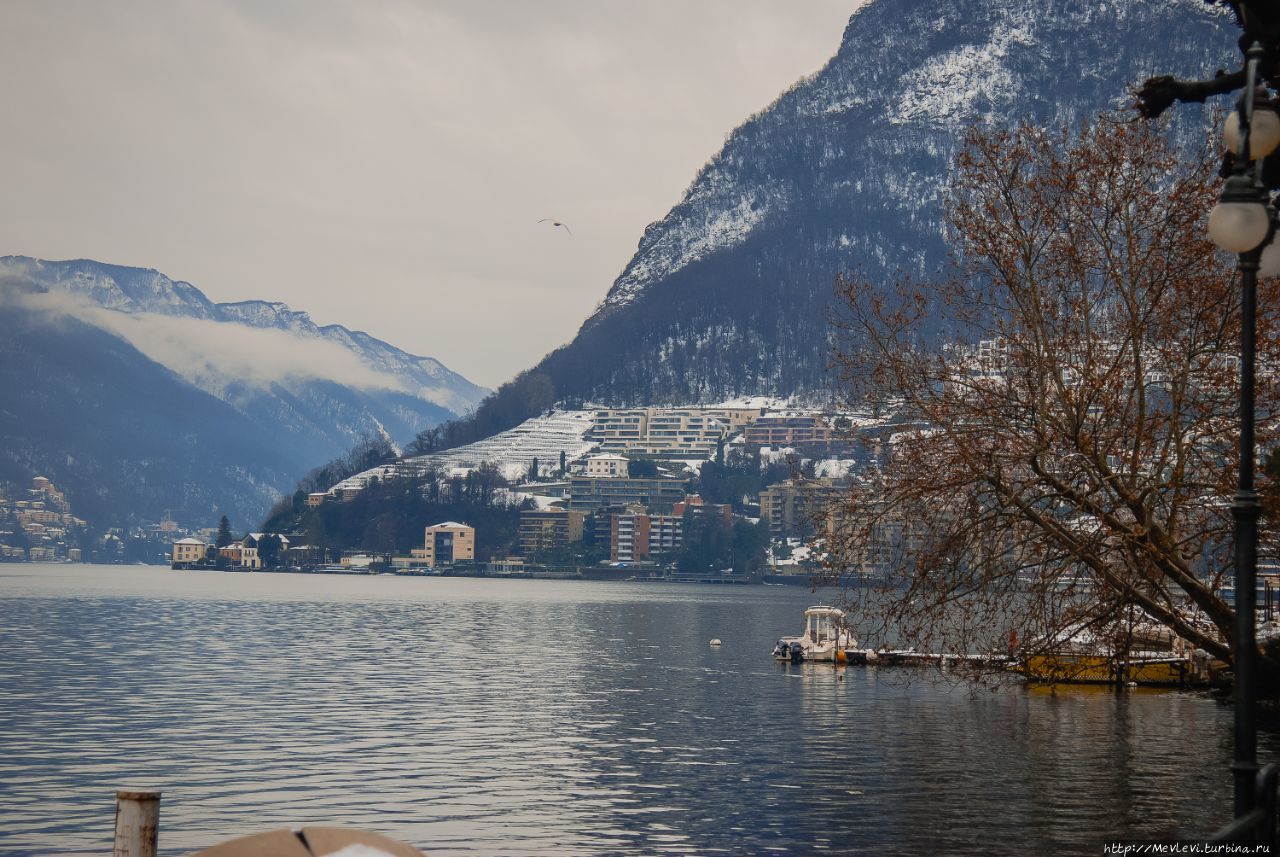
[744,414,834,448]
[590,407,763,458]
[171,538,210,566]
[567,476,687,513]
[519,509,586,555]
[759,478,844,540]
[611,510,683,563]
[673,494,734,525]
[422,521,475,567]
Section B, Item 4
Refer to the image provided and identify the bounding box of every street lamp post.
[1207,42,1280,823]
[1234,239,1261,819]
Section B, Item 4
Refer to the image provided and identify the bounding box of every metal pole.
[1230,41,1266,824]
[1234,246,1262,819]
[112,790,160,857]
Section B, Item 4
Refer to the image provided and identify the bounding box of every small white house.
[585,454,629,478]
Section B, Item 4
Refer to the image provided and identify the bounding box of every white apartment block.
[591,407,763,457]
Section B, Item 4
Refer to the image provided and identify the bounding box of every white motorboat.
[772,605,857,663]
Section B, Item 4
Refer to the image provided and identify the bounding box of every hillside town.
[168,403,880,582]
[0,474,221,565]
[0,477,88,562]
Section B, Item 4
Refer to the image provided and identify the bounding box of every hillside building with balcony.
[744,414,835,448]
[611,510,683,563]
[590,407,763,458]
[759,478,844,540]
[567,475,687,513]
[519,509,586,555]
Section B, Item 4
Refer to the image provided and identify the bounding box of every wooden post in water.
[113,790,160,857]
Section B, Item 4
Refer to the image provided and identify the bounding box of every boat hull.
[772,634,857,663]
[1022,654,1190,686]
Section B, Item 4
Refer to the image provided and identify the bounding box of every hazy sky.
[1,1,858,388]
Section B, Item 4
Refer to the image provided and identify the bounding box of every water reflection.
[0,565,1269,855]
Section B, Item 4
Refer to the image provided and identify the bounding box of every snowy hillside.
[468,0,1235,421]
[332,410,597,492]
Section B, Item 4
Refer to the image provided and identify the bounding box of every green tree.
[675,511,767,576]
[216,515,234,548]
[257,534,283,568]
[731,519,771,578]
[5,524,30,551]
[627,458,659,478]
[698,447,770,511]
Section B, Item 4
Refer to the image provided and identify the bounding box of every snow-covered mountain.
[1,256,486,415]
[470,0,1235,425]
[0,256,488,528]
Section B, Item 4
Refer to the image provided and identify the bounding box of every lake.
[0,564,1267,855]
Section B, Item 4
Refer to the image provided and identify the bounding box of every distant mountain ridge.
[0,256,486,415]
[0,256,488,528]
[454,0,1235,440]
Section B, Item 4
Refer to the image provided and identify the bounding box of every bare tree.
[827,116,1280,677]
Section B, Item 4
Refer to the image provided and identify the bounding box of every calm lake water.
[0,564,1270,856]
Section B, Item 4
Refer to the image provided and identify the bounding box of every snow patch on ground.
[768,539,815,568]
[602,186,774,312]
[331,410,597,494]
[892,19,1032,126]
[814,459,857,479]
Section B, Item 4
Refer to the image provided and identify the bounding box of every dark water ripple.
[0,565,1270,856]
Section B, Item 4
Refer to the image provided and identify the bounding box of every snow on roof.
[248,532,289,543]
[814,460,857,479]
[709,396,787,409]
[429,521,472,530]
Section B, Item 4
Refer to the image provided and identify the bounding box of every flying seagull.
[538,218,572,236]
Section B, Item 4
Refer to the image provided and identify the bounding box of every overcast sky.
[1,1,858,388]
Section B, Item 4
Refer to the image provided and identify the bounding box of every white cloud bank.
[3,282,407,396]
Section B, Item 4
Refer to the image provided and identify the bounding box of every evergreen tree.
[527,457,540,483]
[627,459,659,478]
[258,534,283,568]
[216,515,233,547]
[5,525,30,551]
[559,450,567,475]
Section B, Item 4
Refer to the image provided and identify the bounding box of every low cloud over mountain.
[1,283,406,395]
[0,256,488,528]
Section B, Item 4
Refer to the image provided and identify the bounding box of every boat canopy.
[804,606,845,643]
